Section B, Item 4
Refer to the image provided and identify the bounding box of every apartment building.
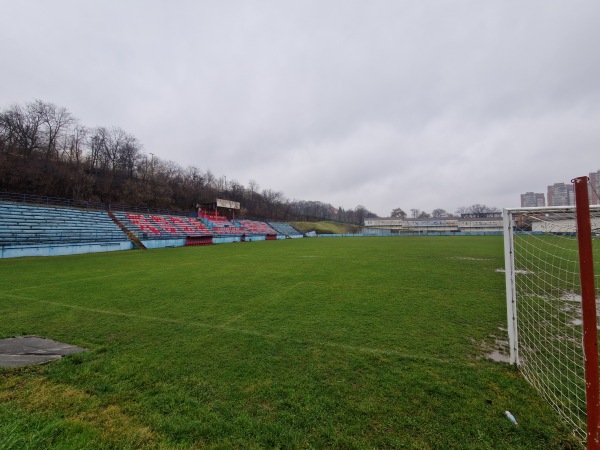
[520,192,545,207]
[547,183,574,206]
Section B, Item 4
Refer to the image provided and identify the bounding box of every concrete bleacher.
[268,222,304,238]
[0,202,128,247]
[0,195,306,258]
[168,216,213,236]
[237,220,279,236]
[198,213,246,235]
[121,213,163,237]
[112,213,212,239]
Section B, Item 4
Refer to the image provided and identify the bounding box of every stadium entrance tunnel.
[0,336,86,368]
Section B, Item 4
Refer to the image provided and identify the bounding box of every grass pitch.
[0,237,579,448]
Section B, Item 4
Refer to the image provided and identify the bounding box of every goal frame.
[503,176,600,448]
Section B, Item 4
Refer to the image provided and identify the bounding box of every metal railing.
[0,191,193,217]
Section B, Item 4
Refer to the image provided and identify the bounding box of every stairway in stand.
[107,210,147,250]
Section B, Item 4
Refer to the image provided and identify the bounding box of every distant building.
[590,170,600,205]
[547,183,574,206]
[363,214,503,234]
[520,192,545,207]
[521,170,599,207]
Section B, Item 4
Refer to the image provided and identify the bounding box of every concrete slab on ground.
[0,336,85,368]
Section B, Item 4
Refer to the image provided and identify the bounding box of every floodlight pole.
[573,176,600,450]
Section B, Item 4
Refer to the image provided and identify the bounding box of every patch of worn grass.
[0,237,580,448]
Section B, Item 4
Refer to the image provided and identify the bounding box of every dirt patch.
[0,336,86,368]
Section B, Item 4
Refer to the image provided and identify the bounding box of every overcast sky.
[1,1,599,216]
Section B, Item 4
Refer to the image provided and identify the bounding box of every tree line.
[0,100,377,224]
[390,204,500,219]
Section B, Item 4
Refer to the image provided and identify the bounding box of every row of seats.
[0,202,127,245]
[211,226,248,235]
[113,213,213,238]
[118,212,287,239]
[199,213,294,237]
[0,200,306,248]
[237,220,278,235]
[125,214,163,236]
[199,213,231,227]
[169,216,212,235]
[198,213,247,235]
[268,222,304,237]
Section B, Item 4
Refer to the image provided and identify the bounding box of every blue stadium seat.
[0,202,128,246]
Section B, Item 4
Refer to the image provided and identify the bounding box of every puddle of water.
[561,292,582,302]
[478,331,511,364]
[495,268,532,274]
[449,256,495,261]
[486,349,511,363]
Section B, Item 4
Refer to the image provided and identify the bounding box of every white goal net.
[503,204,600,444]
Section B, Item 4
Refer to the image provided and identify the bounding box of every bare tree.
[36,100,74,161]
[117,133,141,178]
[410,208,421,218]
[457,204,500,216]
[354,205,368,224]
[248,179,260,196]
[88,126,108,171]
[431,208,448,218]
[204,169,216,189]
[455,206,470,216]
[183,166,205,190]
[0,102,44,158]
[60,124,88,165]
[105,127,129,172]
[469,204,489,215]
[390,208,407,219]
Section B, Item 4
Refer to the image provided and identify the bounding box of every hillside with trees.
[0,100,377,224]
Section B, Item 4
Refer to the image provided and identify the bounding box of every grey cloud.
[1,0,599,217]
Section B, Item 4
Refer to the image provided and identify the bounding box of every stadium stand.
[149,215,182,236]
[113,213,213,243]
[268,222,304,238]
[169,216,213,236]
[237,220,279,238]
[198,212,246,235]
[121,213,163,237]
[0,201,127,246]
[199,212,229,227]
[0,192,311,258]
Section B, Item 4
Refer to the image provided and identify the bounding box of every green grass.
[0,237,580,448]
